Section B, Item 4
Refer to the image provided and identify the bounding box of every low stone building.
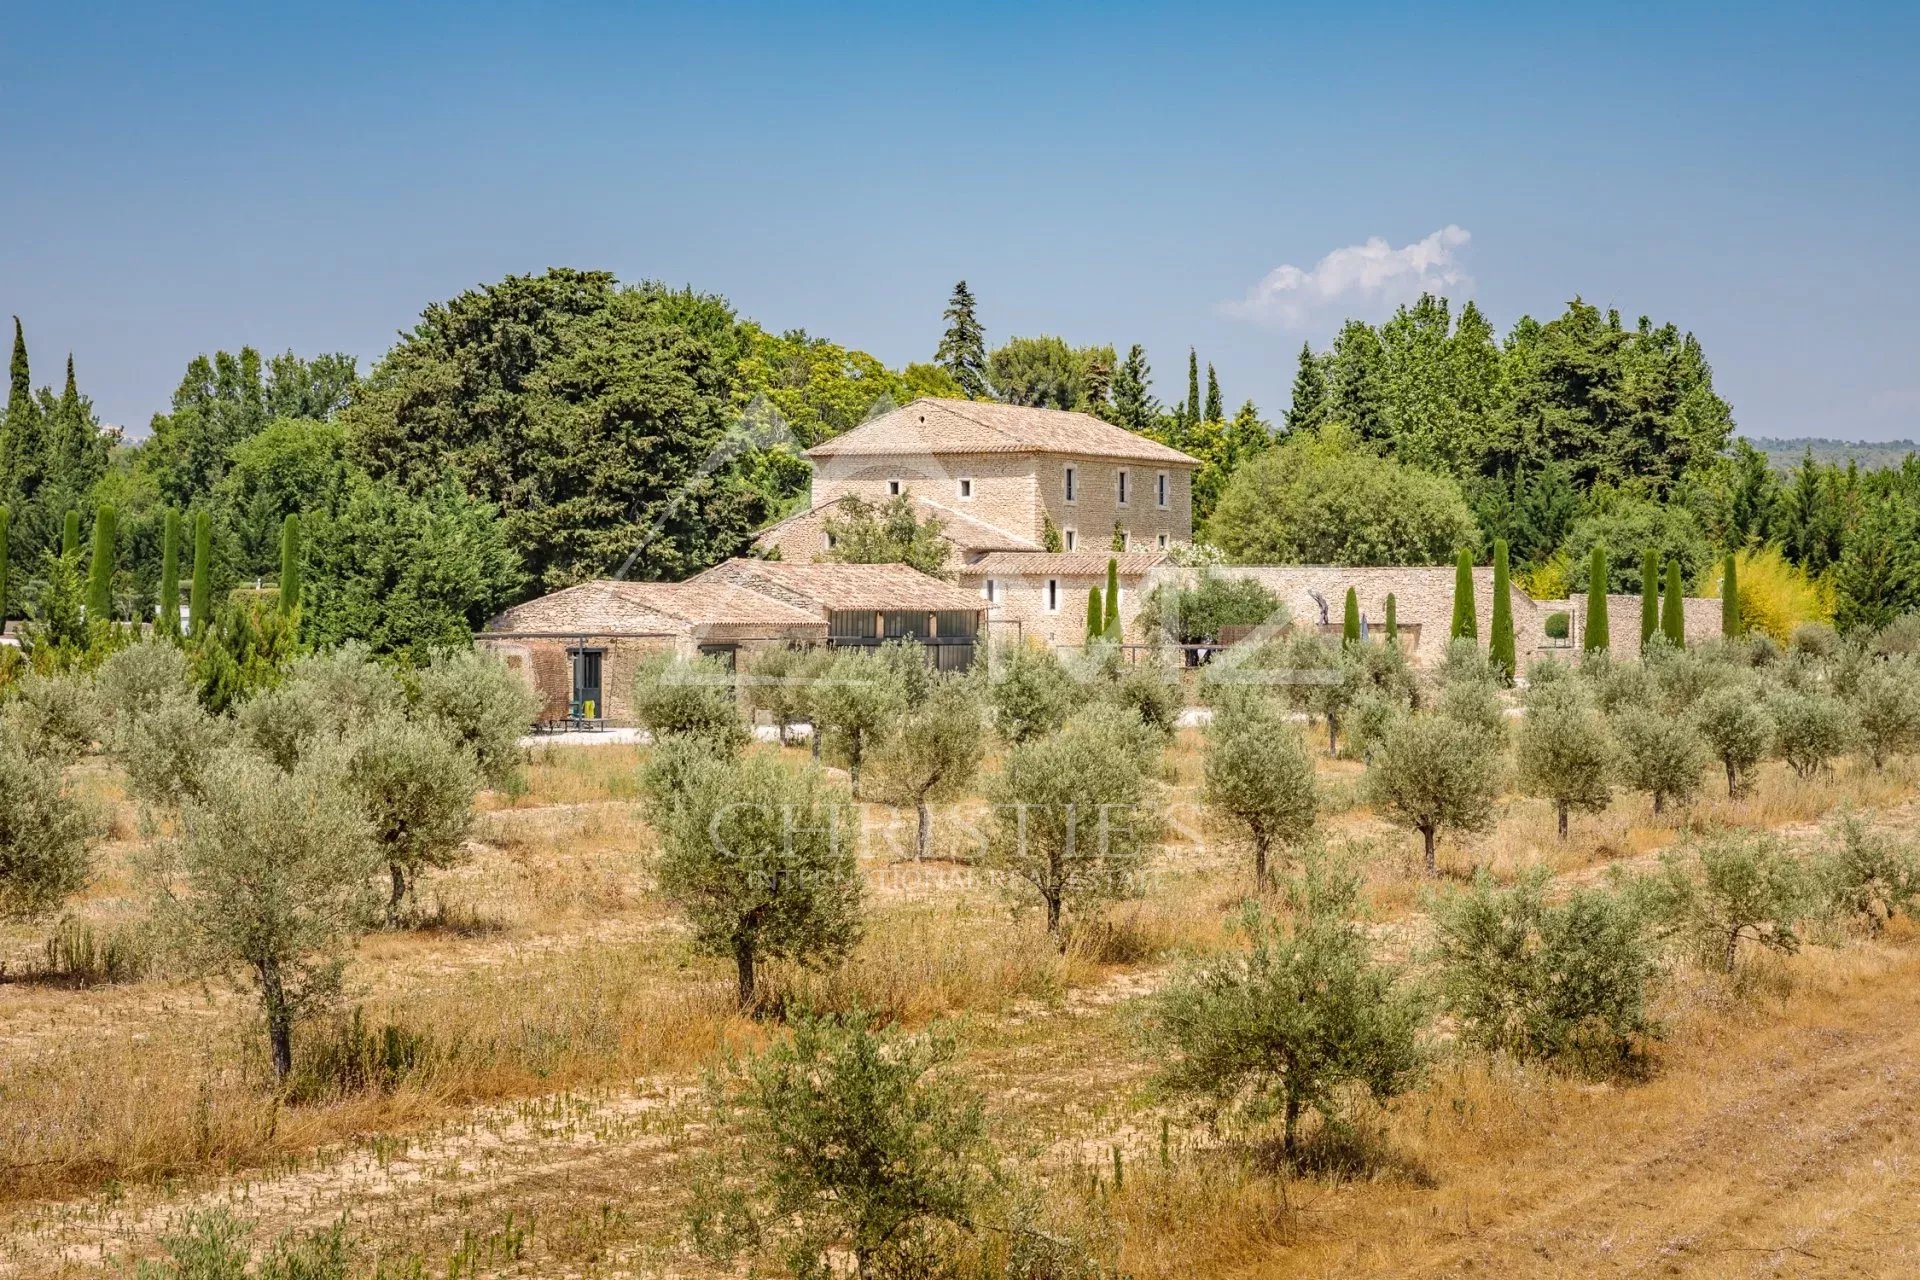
[479,559,987,724]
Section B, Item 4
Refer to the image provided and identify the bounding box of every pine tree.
[1661,559,1685,648]
[1284,342,1327,434]
[189,509,213,637]
[1343,587,1361,647]
[1490,539,1515,681]
[934,282,988,399]
[1640,548,1660,645]
[2,316,39,499]
[157,508,181,638]
[0,503,10,622]
[1103,558,1121,640]
[1185,349,1201,432]
[1204,363,1223,423]
[1384,592,1398,642]
[1722,553,1741,637]
[1110,344,1156,435]
[278,513,301,614]
[61,509,80,559]
[86,504,116,622]
[1450,548,1477,641]
[1583,546,1610,653]
[1086,586,1103,646]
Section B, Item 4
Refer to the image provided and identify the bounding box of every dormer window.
[1064,465,1077,503]
[1117,469,1129,506]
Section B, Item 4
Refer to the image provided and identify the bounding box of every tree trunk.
[1556,802,1569,840]
[258,958,294,1083]
[1282,1094,1302,1162]
[848,732,861,798]
[1254,840,1269,888]
[1045,893,1062,939]
[916,799,931,860]
[1327,716,1337,756]
[387,863,407,924]
[1422,827,1437,875]
[1653,791,1665,816]
[810,727,820,761]
[1726,760,1737,797]
[1724,930,1740,974]
[735,940,757,1008]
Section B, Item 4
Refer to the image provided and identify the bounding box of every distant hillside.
[1748,437,1918,472]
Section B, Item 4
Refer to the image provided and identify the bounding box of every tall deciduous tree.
[934,281,988,399]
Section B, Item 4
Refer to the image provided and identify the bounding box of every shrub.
[1364,713,1501,874]
[987,642,1077,745]
[164,746,379,1080]
[631,651,747,752]
[1202,690,1317,885]
[409,647,540,788]
[1817,814,1920,936]
[1769,688,1852,778]
[1544,611,1569,641]
[984,705,1162,935]
[647,749,861,1006]
[1612,707,1707,815]
[0,670,100,763]
[690,1014,997,1279]
[869,679,985,859]
[1849,656,1920,769]
[1694,684,1773,796]
[1137,571,1287,645]
[1106,659,1184,742]
[1705,545,1834,644]
[0,739,97,920]
[236,643,400,771]
[1517,697,1614,839]
[135,1208,351,1280]
[1871,612,1920,657]
[1151,866,1425,1160]
[36,916,154,985]
[1790,621,1840,658]
[1433,870,1659,1075]
[1653,833,1813,973]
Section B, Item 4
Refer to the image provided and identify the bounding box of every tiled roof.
[758,493,1039,555]
[960,551,1170,578]
[805,398,1199,467]
[690,559,988,613]
[484,579,822,635]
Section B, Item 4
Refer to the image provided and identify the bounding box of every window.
[1064,465,1077,503]
[1117,469,1129,506]
[957,477,973,499]
[1064,527,1078,551]
[983,578,998,604]
[1156,471,1169,508]
[1157,532,1169,550]
[1046,579,1060,612]
[887,478,902,496]
[824,531,837,549]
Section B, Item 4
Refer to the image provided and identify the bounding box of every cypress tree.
[189,510,213,638]
[157,508,181,638]
[1583,546,1610,653]
[1103,557,1121,640]
[1450,548,1477,641]
[1204,363,1223,423]
[1086,586,1103,645]
[85,504,116,622]
[1722,553,1741,637]
[1383,592,1398,642]
[0,504,9,623]
[61,509,80,559]
[278,513,301,614]
[1185,348,1200,430]
[1640,548,1660,645]
[1342,587,1360,647]
[1661,560,1686,648]
[1490,538,1516,681]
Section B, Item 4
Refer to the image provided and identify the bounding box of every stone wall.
[813,455,1043,544]
[1034,456,1193,554]
[959,565,1155,648]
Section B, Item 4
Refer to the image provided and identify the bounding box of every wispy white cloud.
[1222,225,1472,327]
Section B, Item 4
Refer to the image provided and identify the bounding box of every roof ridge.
[916,397,1026,450]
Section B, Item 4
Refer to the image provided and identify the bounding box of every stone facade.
[960,552,1169,648]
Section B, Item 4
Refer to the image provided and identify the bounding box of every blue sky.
[3,2,1916,441]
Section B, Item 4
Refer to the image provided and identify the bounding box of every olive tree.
[1,671,100,764]
[647,749,862,1006]
[164,747,379,1081]
[98,641,233,809]
[1364,713,1501,874]
[1150,866,1425,1161]
[1612,707,1707,816]
[1433,869,1659,1075]
[237,644,401,770]
[1519,696,1614,839]
[741,644,815,746]
[1202,690,1318,885]
[870,679,985,860]
[410,647,540,788]
[0,739,97,919]
[1848,658,1920,769]
[1653,832,1813,974]
[691,1013,997,1279]
[1769,688,1852,779]
[1817,814,1919,935]
[983,705,1162,936]
[344,711,481,922]
[808,649,907,798]
[631,651,747,751]
[1693,683,1772,797]
[986,642,1077,745]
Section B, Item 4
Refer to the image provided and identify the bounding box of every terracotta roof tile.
[805,398,1199,467]
[691,558,987,613]
[961,551,1169,577]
